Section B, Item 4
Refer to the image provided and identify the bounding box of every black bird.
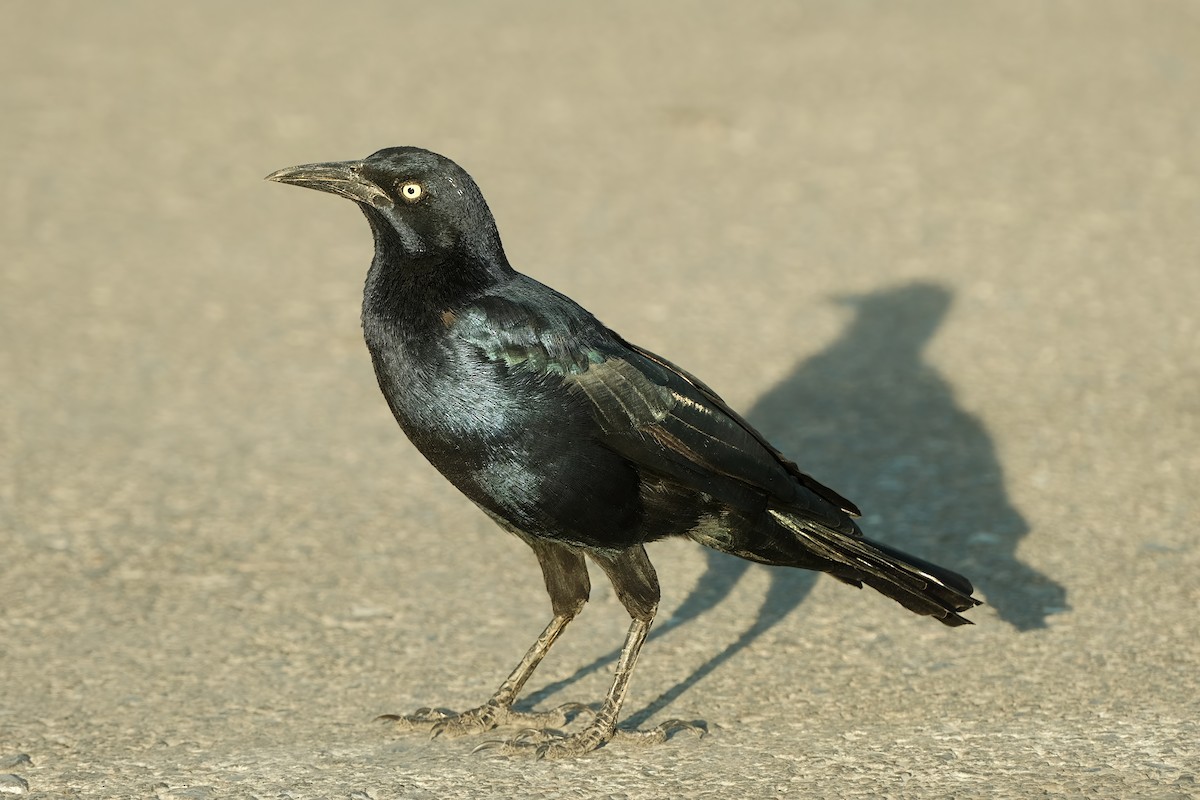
[266,147,980,758]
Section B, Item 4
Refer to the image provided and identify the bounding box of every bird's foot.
[377,701,592,738]
[473,717,704,759]
[613,718,706,747]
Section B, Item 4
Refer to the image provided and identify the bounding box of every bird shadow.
[522,280,1068,726]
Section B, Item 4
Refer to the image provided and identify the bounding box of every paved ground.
[3,2,1198,798]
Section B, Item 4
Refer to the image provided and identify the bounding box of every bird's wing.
[454,287,860,533]
[568,338,861,531]
[617,338,862,518]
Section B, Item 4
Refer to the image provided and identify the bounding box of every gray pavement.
[2,2,1198,797]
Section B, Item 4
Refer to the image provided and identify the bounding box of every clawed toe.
[503,701,595,730]
[471,729,575,758]
[470,738,509,755]
[469,717,703,759]
[375,707,457,729]
[381,700,701,757]
[614,718,707,745]
[471,727,559,755]
[512,726,558,744]
[377,704,499,737]
[379,701,596,739]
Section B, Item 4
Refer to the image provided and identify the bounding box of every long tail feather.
[769,509,982,626]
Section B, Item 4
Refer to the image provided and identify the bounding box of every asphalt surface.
[2,2,1198,798]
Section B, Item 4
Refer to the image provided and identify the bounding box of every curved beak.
[265,161,395,209]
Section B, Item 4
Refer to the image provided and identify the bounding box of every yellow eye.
[398,181,424,203]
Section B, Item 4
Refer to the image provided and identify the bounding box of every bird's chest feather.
[366,326,534,458]
[363,318,646,545]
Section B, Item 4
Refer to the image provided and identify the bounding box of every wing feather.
[451,282,859,533]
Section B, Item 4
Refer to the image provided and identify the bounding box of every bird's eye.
[398,181,424,203]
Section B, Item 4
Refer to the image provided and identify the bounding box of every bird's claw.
[469,718,703,758]
[471,727,558,755]
[380,701,595,739]
[512,726,558,744]
[470,738,508,755]
[375,707,456,729]
[613,718,707,745]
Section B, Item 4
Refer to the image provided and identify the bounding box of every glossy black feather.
[269,145,979,651]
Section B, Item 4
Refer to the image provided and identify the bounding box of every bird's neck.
[361,250,511,337]
[358,205,514,335]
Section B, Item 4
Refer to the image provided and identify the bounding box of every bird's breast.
[367,333,533,449]
[362,321,659,547]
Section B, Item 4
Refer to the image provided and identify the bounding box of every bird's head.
[266,147,508,272]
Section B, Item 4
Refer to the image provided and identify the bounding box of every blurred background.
[2,3,1197,797]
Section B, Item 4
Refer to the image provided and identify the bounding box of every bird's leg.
[383,611,590,735]
[381,539,593,737]
[501,613,653,757]
[477,546,702,758]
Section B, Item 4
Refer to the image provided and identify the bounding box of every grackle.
[266,147,980,758]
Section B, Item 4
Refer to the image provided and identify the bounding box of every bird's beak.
[265,161,395,209]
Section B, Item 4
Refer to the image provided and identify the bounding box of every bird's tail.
[769,509,982,626]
